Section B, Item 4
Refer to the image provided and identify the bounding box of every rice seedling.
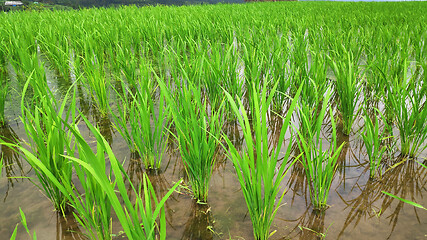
[65,114,182,240]
[18,75,77,215]
[222,79,301,240]
[0,77,7,125]
[158,75,224,203]
[114,43,139,89]
[82,47,110,116]
[329,46,362,135]
[383,61,427,157]
[1,2,427,239]
[360,110,388,179]
[241,42,268,113]
[268,35,291,113]
[112,61,169,170]
[0,155,3,176]
[130,85,169,170]
[10,208,37,240]
[296,88,344,211]
[205,42,243,112]
[37,32,71,78]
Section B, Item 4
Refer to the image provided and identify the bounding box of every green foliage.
[0,77,7,125]
[329,46,362,136]
[10,208,37,240]
[17,74,76,215]
[360,110,388,179]
[223,79,301,240]
[112,68,170,169]
[159,76,224,203]
[66,114,182,240]
[296,88,344,210]
[383,61,427,157]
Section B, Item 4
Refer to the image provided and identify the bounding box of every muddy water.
[0,70,426,240]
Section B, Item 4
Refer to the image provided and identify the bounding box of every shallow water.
[0,64,426,240]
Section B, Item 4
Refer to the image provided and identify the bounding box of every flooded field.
[1,2,427,240]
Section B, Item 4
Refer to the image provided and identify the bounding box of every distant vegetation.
[28,0,243,8]
[1,0,297,9]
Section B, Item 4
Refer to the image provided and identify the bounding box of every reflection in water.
[286,155,310,207]
[93,113,114,146]
[222,121,244,152]
[181,202,214,240]
[76,83,91,117]
[125,155,179,226]
[299,210,326,240]
[338,157,427,239]
[267,112,285,151]
[283,208,327,240]
[0,123,26,202]
[55,76,73,99]
[57,213,85,240]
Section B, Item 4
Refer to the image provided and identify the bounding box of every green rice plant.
[241,43,267,113]
[269,35,291,113]
[10,208,37,240]
[114,43,139,90]
[360,110,388,179]
[66,135,113,240]
[329,47,362,135]
[222,79,301,240]
[296,88,344,211]
[383,62,427,157]
[205,42,242,112]
[13,111,113,240]
[6,29,37,82]
[112,62,169,170]
[37,32,71,78]
[0,77,7,125]
[65,114,181,240]
[12,110,181,239]
[305,50,329,107]
[18,75,76,215]
[158,76,224,203]
[130,83,169,170]
[110,81,134,152]
[82,49,110,116]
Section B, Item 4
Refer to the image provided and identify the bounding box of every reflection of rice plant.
[223,80,301,240]
[159,77,224,203]
[296,88,344,210]
[339,157,427,238]
[360,110,388,179]
[382,161,427,211]
[0,123,25,202]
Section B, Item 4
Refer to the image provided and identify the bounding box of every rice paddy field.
[0,1,427,240]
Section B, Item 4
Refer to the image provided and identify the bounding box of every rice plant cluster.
[0,1,426,239]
